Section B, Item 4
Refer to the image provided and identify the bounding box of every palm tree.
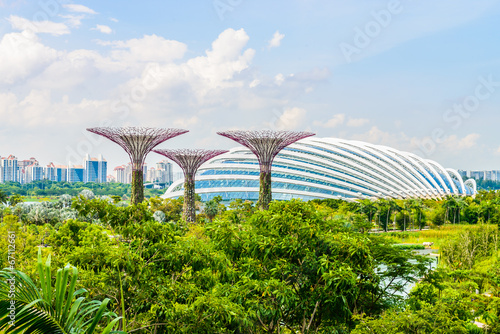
[442,196,458,224]
[454,196,468,224]
[389,199,402,231]
[375,199,389,232]
[0,249,122,334]
[412,198,426,230]
[358,199,377,225]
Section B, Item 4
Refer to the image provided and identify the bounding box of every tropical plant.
[0,249,122,334]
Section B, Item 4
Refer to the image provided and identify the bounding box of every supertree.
[153,149,228,222]
[217,130,315,210]
[86,127,188,205]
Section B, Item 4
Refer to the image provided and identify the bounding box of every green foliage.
[0,189,8,205]
[352,301,472,334]
[440,225,499,270]
[203,195,225,222]
[6,194,500,333]
[149,197,183,223]
[0,180,133,197]
[0,249,121,333]
[393,244,425,250]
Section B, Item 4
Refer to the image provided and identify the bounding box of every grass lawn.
[384,224,499,249]
[22,196,59,203]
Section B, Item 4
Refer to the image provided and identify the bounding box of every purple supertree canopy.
[216,130,315,171]
[87,127,188,170]
[153,149,228,178]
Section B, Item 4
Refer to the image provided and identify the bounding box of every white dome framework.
[162,138,476,202]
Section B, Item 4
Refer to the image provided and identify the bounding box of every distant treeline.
[0,180,164,198]
[474,178,500,190]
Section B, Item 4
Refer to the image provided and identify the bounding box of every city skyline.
[1,1,500,170]
[0,152,175,184]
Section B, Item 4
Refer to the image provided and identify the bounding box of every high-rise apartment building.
[25,161,44,183]
[114,165,126,183]
[67,164,84,183]
[1,155,19,183]
[146,160,173,185]
[84,154,107,183]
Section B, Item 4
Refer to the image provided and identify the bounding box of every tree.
[0,249,122,333]
[0,189,8,205]
[358,199,377,225]
[204,196,224,222]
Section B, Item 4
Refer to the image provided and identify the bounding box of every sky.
[1,0,500,173]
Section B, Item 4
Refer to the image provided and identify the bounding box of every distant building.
[1,155,19,183]
[114,163,148,184]
[146,160,173,185]
[67,164,84,183]
[107,174,116,183]
[84,154,107,183]
[114,165,126,183]
[45,163,68,182]
[25,161,44,183]
[461,170,500,181]
[56,165,68,182]
[18,157,38,184]
[45,163,57,181]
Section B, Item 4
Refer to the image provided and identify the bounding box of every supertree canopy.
[217,130,315,210]
[153,149,228,223]
[87,127,188,205]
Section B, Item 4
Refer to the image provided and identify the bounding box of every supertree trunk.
[259,168,272,210]
[183,176,196,223]
[131,169,144,205]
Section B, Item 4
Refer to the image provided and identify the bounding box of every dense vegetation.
[0,180,164,199]
[1,190,500,333]
[475,178,500,191]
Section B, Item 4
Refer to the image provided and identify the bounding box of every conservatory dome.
[162,137,476,202]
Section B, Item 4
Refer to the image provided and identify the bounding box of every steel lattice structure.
[87,127,188,204]
[217,130,315,209]
[153,149,228,222]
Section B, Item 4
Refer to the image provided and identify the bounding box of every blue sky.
[1,0,500,172]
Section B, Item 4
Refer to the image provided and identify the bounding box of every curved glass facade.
[162,137,477,202]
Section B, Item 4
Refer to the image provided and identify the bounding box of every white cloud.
[347,118,369,127]
[268,30,285,49]
[8,15,70,36]
[314,114,346,128]
[0,31,59,84]
[274,107,307,130]
[442,133,480,150]
[275,73,285,86]
[102,34,187,64]
[63,4,97,14]
[92,24,112,34]
[173,116,199,128]
[110,17,119,23]
[0,27,324,168]
[249,79,260,88]
[61,14,86,28]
